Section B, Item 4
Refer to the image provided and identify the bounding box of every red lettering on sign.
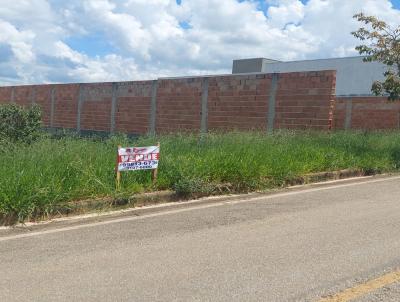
[118,153,159,164]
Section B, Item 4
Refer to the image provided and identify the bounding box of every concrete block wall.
[0,70,339,134]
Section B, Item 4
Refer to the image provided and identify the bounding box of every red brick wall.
[115,81,152,135]
[156,78,202,133]
[334,96,400,130]
[0,86,12,104]
[14,86,34,107]
[80,83,112,132]
[333,98,346,130]
[207,74,271,131]
[34,85,52,127]
[0,71,343,134]
[53,84,79,129]
[275,71,336,130]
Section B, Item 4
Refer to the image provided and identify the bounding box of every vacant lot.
[1,131,400,223]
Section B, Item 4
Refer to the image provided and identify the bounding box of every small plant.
[0,104,42,143]
[173,178,217,198]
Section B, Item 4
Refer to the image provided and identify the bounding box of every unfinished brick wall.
[53,84,79,129]
[80,83,112,132]
[334,97,400,130]
[274,71,336,130]
[207,74,271,131]
[33,85,52,127]
[155,78,203,133]
[333,98,347,129]
[0,70,341,134]
[13,86,35,107]
[206,70,336,131]
[0,87,11,105]
[115,81,153,134]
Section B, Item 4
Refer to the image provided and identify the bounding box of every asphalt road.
[2,176,400,301]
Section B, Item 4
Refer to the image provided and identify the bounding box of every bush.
[0,104,42,143]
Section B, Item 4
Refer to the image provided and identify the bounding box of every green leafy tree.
[352,13,400,100]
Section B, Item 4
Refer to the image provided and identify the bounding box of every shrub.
[173,178,217,198]
[0,104,42,143]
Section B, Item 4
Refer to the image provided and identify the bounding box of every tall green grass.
[1,130,400,223]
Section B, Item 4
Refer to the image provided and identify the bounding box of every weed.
[1,130,400,223]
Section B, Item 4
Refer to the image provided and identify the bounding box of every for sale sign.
[117,146,160,172]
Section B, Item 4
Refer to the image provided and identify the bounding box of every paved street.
[2,176,400,301]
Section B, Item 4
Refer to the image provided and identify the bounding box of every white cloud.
[266,0,305,28]
[0,20,35,63]
[0,0,399,85]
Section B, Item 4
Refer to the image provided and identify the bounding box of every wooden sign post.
[116,145,122,190]
[151,142,160,184]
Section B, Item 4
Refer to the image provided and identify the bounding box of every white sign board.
[117,146,160,172]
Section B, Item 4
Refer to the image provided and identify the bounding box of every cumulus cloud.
[0,0,399,85]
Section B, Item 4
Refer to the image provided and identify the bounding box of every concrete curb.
[2,172,398,231]
[0,169,392,226]
[66,169,366,214]
[289,169,364,185]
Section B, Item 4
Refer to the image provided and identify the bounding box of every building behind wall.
[232,56,387,96]
[232,56,400,130]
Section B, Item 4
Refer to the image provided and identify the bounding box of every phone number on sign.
[119,161,158,170]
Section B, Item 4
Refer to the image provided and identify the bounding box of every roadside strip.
[1,175,399,243]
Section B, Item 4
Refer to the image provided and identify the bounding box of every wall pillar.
[50,86,56,128]
[201,77,209,134]
[267,73,279,132]
[148,80,158,136]
[110,83,118,134]
[31,87,36,105]
[344,99,353,130]
[77,84,85,133]
[10,87,15,103]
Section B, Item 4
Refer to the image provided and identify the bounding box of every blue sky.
[0,0,399,85]
[66,0,400,58]
[392,0,400,7]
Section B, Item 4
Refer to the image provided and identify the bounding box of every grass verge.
[1,130,400,224]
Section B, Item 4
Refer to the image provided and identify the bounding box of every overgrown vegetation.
[1,130,400,224]
[0,104,42,144]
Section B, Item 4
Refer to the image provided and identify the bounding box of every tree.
[352,13,400,101]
